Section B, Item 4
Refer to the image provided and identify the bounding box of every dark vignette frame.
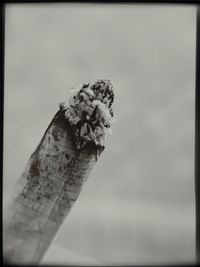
[196,3,200,264]
[1,1,199,266]
[1,2,5,267]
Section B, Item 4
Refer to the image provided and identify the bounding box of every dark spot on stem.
[44,193,51,199]
[30,161,40,178]
[54,145,59,151]
[65,153,70,160]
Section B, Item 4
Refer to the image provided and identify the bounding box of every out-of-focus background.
[4,4,196,265]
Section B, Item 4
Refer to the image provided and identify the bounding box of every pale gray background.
[4,4,196,265]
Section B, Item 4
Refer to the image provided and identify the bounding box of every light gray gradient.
[4,4,196,265]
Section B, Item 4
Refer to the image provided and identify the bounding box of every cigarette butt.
[3,79,114,264]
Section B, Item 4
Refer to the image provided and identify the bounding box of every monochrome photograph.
[3,3,196,265]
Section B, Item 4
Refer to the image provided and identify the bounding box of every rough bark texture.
[3,110,104,264]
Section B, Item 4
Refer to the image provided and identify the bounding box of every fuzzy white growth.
[62,80,115,148]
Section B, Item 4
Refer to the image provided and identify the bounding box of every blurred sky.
[4,3,196,265]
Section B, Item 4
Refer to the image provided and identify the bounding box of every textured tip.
[62,79,115,149]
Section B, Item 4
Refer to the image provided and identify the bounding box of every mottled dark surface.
[3,109,104,264]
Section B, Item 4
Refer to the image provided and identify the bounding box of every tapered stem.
[3,79,114,264]
[3,110,103,264]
